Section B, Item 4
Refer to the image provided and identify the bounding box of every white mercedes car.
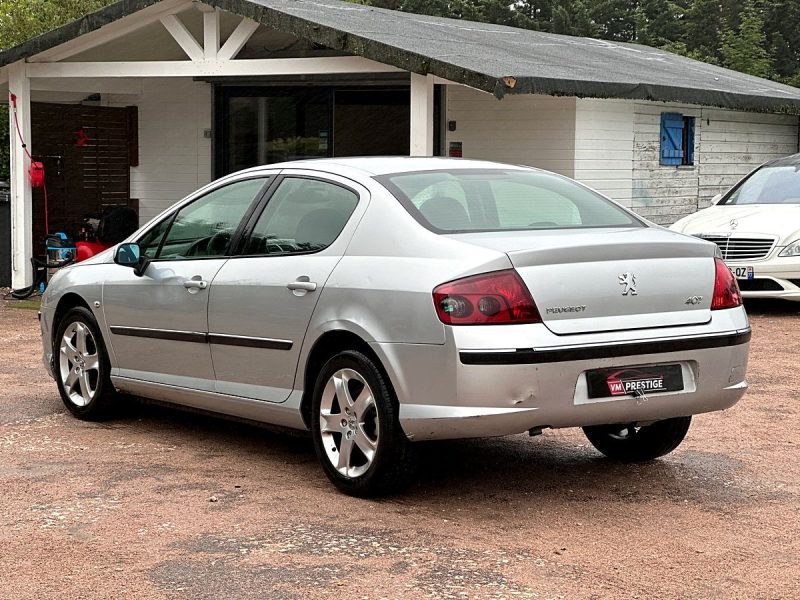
[671,154,800,301]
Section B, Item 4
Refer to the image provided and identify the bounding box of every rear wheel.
[54,306,117,420]
[582,416,691,462]
[311,350,416,496]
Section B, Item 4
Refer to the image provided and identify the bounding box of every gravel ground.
[0,298,798,599]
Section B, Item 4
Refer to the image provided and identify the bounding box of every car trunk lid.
[450,228,718,335]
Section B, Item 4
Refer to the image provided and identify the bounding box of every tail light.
[433,269,541,325]
[711,258,742,310]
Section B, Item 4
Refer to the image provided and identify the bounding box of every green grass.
[4,298,41,311]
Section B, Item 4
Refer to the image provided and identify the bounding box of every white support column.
[410,73,434,156]
[203,7,221,61]
[8,61,33,289]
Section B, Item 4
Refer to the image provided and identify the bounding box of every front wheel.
[582,416,692,462]
[53,306,117,420]
[311,350,416,496]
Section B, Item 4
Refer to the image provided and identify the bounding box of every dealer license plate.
[586,364,684,399]
[732,266,754,280]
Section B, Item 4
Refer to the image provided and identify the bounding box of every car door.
[208,172,367,402]
[102,176,272,390]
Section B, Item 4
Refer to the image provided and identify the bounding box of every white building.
[2,0,799,288]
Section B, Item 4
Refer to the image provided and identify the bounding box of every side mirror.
[114,243,150,277]
[710,193,723,205]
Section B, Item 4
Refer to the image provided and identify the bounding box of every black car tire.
[53,306,117,420]
[582,416,692,462]
[311,350,417,496]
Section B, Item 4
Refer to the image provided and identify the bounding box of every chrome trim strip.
[208,333,293,351]
[109,326,293,350]
[460,330,752,365]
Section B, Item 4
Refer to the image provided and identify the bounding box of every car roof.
[762,152,800,168]
[237,156,535,177]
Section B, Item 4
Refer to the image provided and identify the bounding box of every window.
[242,177,359,255]
[660,112,695,166]
[379,169,641,233]
[139,178,268,260]
[722,163,800,205]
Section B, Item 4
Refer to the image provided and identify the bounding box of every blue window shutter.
[685,116,695,165]
[660,112,684,166]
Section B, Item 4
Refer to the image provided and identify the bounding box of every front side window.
[141,178,268,260]
[723,164,800,204]
[243,177,359,255]
[378,169,641,233]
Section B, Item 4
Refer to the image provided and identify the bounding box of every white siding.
[574,99,634,207]
[445,86,576,177]
[699,109,798,207]
[130,78,212,224]
[631,101,798,225]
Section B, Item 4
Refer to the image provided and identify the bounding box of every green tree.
[682,0,724,63]
[0,0,113,180]
[720,0,772,77]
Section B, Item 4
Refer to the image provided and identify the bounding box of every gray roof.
[3,0,800,112]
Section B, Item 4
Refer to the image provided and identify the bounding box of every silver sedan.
[39,158,750,496]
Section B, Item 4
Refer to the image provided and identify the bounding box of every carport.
[4,0,800,288]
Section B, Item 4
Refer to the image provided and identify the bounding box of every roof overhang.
[2,0,800,113]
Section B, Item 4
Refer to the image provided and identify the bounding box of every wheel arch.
[51,293,93,347]
[299,329,397,429]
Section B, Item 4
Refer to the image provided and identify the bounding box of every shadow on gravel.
[743,298,799,316]
[96,397,768,511]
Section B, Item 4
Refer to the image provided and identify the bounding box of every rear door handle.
[287,281,318,292]
[184,277,209,290]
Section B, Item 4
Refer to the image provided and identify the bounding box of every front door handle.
[184,277,209,290]
[287,281,318,292]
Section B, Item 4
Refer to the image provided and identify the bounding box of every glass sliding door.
[216,85,418,177]
[221,88,333,175]
[333,89,410,157]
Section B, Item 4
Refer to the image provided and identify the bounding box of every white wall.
[574,99,634,207]
[698,108,798,207]
[444,85,576,177]
[130,78,212,224]
[630,101,798,225]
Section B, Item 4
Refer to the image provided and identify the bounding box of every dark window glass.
[138,218,172,259]
[142,178,268,260]
[225,90,332,173]
[243,178,359,255]
[379,169,642,233]
[723,165,800,205]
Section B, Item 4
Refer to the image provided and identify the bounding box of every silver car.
[40,158,750,496]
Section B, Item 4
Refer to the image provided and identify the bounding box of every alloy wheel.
[318,368,380,478]
[58,321,100,407]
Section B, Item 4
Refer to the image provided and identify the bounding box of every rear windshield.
[377,169,642,233]
[722,164,800,205]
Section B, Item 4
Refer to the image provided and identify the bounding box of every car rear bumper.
[375,314,751,441]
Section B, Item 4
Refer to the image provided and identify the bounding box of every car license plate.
[732,266,754,280]
[586,364,684,399]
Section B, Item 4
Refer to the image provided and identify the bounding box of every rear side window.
[243,177,359,255]
[378,169,641,233]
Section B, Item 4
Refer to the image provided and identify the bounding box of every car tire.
[582,416,692,462]
[311,350,417,496]
[53,306,117,420]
